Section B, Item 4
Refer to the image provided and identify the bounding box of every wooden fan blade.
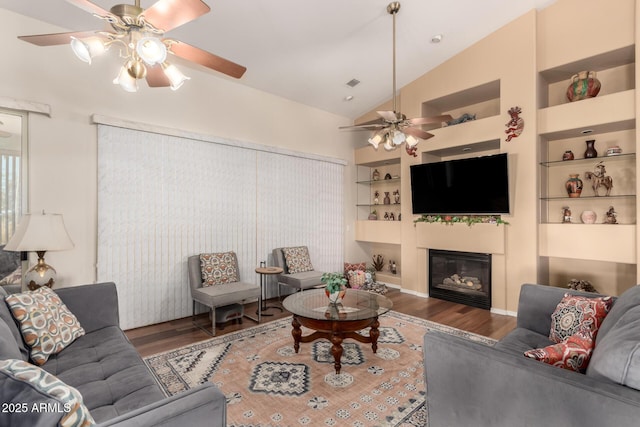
[146,66,171,87]
[143,0,210,32]
[169,41,246,79]
[407,114,453,125]
[377,110,399,122]
[18,31,100,46]
[65,0,111,16]
[403,127,434,140]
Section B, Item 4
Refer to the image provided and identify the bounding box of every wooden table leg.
[369,317,380,354]
[292,316,302,353]
[330,333,344,374]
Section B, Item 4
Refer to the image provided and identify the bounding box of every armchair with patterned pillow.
[271,247,324,297]
[187,252,260,336]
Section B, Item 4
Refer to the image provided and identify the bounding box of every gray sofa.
[0,282,227,426]
[424,283,640,427]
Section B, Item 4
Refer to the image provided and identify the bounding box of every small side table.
[255,266,284,322]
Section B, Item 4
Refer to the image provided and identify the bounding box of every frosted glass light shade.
[368,133,383,149]
[136,37,167,65]
[113,66,139,92]
[71,36,107,64]
[162,63,190,90]
[4,213,74,252]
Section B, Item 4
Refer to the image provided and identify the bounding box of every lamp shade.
[4,213,74,252]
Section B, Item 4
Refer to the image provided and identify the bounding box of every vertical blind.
[97,125,344,329]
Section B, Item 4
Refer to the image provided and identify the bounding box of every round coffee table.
[282,288,392,374]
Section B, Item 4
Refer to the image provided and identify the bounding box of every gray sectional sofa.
[424,283,640,427]
[0,282,227,426]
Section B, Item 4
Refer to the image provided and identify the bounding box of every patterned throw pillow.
[344,262,366,277]
[0,359,95,426]
[200,252,239,286]
[347,270,366,289]
[549,293,613,343]
[5,287,85,366]
[524,328,595,372]
[282,247,314,274]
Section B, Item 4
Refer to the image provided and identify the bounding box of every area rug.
[144,311,495,426]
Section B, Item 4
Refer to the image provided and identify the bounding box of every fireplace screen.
[428,249,491,310]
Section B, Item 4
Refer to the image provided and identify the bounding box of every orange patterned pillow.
[200,252,239,286]
[549,294,613,343]
[5,287,85,366]
[525,328,595,372]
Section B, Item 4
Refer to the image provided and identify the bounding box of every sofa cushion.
[524,328,594,372]
[586,305,640,390]
[0,358,95,426]
[549,293,612,343]
[0,297,28,361]
[200,252,239,286]
[43,325,164,423]
[596,284,640,345]
[494,327,555,355]
[5,286,85,365]
[282,246,314,274]
[344,262,366,277]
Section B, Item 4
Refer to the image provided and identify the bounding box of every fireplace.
[429,249,491,310]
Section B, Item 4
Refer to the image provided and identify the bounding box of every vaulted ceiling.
[0,0,556,119]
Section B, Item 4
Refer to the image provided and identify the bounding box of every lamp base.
[25,251,56,291]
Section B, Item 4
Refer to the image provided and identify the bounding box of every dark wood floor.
[127,289,517,357]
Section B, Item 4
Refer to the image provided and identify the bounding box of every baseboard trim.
[490,308,517,317]
[399,288,429,299]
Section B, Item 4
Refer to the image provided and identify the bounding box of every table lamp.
[4,212,74,290]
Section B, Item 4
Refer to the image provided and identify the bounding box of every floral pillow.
[0,359,95,426]
[5,287,85,366]
[200,252,239,286]
[344,262,366,277]
[549,293,613,343]
[525,328,595,372]
[282,246,314,274]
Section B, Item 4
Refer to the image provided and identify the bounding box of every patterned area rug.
[144,311,495,426]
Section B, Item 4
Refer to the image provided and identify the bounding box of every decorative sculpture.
[562,206,572,223]
[445,113,476,126]
[505,106,524,142]
[604,206,618,224]
[584,161,613,196]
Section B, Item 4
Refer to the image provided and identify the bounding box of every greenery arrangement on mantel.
[414,215,509,227]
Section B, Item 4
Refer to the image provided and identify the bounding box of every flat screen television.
[410,153,510,215]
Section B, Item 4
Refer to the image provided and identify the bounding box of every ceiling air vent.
[346,78,360,88]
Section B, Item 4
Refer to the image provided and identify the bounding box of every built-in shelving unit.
[537,44,637,269]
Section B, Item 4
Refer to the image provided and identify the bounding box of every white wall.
[0,8,369,286]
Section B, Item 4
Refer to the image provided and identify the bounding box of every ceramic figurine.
[384,212,390,220]
[374,190,380,204]
[393,189,400,204]
[372,169,380,181]
[562,206,572,223]
[389,212,395,221]
[584,161,613,196]
[604,206,618,224]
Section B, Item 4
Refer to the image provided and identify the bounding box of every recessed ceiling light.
[581,129,594,134]
[344,95,354,101]
[431,34,443,43]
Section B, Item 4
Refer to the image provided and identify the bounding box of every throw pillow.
[347,270,366,289]
[0,359,95,426]
[5,287,85,366]
[549,293,613,343]
[344,262,366,277]
[200,252,239,286]
[282,246,314,274]
[524,328,595,372]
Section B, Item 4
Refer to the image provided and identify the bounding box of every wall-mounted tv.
[410,153,510,215]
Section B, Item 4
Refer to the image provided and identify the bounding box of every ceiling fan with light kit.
[341,2,451,157]
[18,0,247,92]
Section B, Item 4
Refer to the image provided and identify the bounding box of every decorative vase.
[581,210,597,224]
[325,288,346,304]
[566,71,601,102]
[368,212,377,220]
[562,150,575,161]
[372,169,380,181]
[584,140,597,158]
[383,192,391,205]
[565,174,583,198]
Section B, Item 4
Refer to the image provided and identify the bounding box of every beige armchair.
[188,253,260,336]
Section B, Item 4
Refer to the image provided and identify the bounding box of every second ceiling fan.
[341,2,451,156]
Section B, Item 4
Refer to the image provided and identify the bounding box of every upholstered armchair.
[187,252,260,336]
[271,247,324,297]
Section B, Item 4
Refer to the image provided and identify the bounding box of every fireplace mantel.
[415,222,505,254]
